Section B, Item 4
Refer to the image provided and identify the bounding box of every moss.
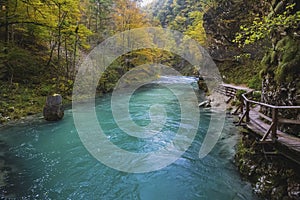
[248,74,262,90]
[252,91,261,101]
[275,55,300,83]
[270,50,277,64]
[218,59,263,88]
[0,80,72,124]
[261,51,271,66]
[259,68,267,79]
[276,37,298,62]
[263,36,300,84]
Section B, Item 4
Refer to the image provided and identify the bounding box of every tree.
[112,0,149,32]
[234,3,300,48]
[184,11,206,45]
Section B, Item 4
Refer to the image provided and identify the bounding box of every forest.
[0,0,150,121]
[0,0,299,125]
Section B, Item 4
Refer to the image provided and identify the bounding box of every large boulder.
[43,94,64,121]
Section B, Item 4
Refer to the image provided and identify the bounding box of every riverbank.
[235,128,300,199]
[209,84,300,199]
[0,80,73,125]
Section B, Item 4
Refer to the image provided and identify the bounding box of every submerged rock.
[43,94,64,121]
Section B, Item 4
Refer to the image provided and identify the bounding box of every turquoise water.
[0,76,256,199]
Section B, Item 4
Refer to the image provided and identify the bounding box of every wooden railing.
[215,84,238,98]
[238,90,300,142]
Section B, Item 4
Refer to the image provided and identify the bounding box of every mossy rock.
[263,36,300,84]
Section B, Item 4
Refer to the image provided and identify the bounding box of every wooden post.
[240,95,244,113]
[245,100,250,122]
[271,108,278,141]
[240,103,243,113]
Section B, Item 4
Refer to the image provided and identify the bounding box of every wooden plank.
[238,111,247,125]
[275,106,300,109]
[252,109,273,123]
[245,107,300,151]
[278,118,300,125]
[246,122,265,138]
[222,84,300,155]
[271,108,278,141]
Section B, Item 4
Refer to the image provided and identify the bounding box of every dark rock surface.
[203,0,266,61]
[43,94,64,121]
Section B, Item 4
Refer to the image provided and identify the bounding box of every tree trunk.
[4,0,9,44]
[57,3,61,67]
[65,37,69,77]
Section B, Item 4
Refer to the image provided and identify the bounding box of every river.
[0,76,257,199]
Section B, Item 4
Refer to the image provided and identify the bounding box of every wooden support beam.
[238,110,247,125]
[232,104,242,115]
[271,108,278,142]
[260,122,274,141]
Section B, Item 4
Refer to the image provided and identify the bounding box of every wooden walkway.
[216,84,300,164]
[247,107,300,151]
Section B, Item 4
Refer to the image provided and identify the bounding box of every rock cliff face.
[261,37,300,135]
[203,0,300,135]
[203,0,266,61]
[203,0,239,60]
[259,1,300,136]
[202,0,268,86]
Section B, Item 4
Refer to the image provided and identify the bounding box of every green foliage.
[184,11,207,45]
[236,89,247,100]
[234,3,300,47]
[0,42,43,82]
[50,77,74,96]
[219,59,263,88]
[98,68,121,93]
[234,53,251,61]
[0,0,161,122]
[151,0,205,32]
[0,81,44,121]
[39,84,54,96]
[112,0,149,32]
[248,74,262,90]
[252,91,261,101]
[0,0,102,80]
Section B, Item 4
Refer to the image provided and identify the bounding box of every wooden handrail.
[242,92,300,109]
[239,90,300,141]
